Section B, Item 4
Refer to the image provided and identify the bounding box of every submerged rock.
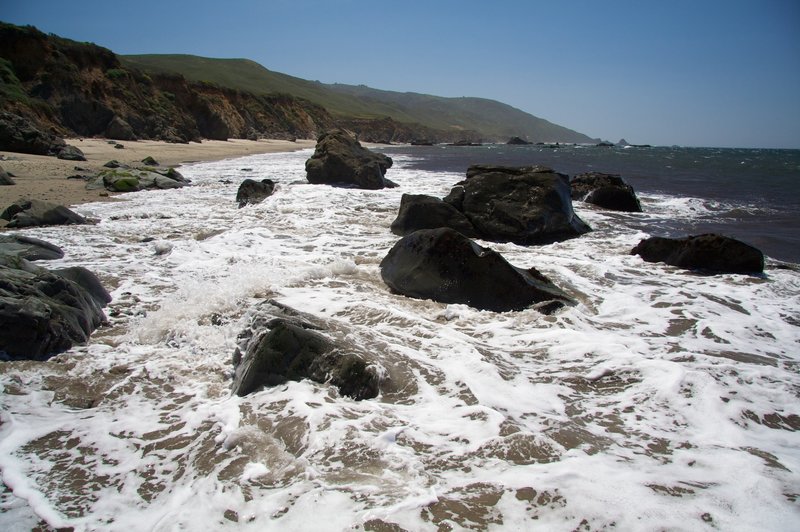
[232,301,383,399]
[631,234,764,274]
[0,199,87,228]
[444,165,591,244]
[380,228,573,313]
[571,172,642,212]
[0,244,110,361]
[305,129,396,189]
[236,178,276,208]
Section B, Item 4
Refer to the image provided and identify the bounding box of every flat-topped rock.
[631,234,764,274]
[444,165,591,244]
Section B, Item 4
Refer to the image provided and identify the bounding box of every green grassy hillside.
[121,54,594,143]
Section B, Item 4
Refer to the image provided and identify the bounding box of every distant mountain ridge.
[122,54,596,144]
[0,21,594,146]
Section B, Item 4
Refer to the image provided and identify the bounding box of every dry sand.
[0,138,316,213]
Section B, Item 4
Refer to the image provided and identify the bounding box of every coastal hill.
[1,21,594,145]
[122,54,595,144]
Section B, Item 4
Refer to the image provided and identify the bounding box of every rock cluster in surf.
[385,164,587,312]
[391,164,590,244]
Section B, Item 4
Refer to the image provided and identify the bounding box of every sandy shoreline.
[0,138,316,214]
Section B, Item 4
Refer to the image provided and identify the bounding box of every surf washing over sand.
[1,148,799,531]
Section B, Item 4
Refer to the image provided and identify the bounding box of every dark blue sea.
[375,144,800,264]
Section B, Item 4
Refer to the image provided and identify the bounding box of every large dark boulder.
[236,178,276,208]
[0,256,110,361]
[305,129,396,189]
[444,165,590,244]
[631,234,764,274]
[390,194,478,237]
[0,234,64,261]
[1,199,87,228]
[571,172,642,212]
[57,144,87,161]
[380,228,573,313]
[232,301,382,400]
[0,111,66,155]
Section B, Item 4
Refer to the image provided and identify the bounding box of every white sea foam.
[1,149,799,531]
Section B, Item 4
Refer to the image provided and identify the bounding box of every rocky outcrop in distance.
[631,234,764,274]
[336,116,483,145]
[380,228,573,313]
[305,129,397,189]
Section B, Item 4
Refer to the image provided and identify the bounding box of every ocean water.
[376,144,800,264]
[0,146,799,531]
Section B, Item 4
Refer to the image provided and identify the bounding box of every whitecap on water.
[1,149,799,531]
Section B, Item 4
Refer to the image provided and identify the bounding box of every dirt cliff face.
[0,23,335,142]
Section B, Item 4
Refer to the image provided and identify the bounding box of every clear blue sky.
[3,0,799,148]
